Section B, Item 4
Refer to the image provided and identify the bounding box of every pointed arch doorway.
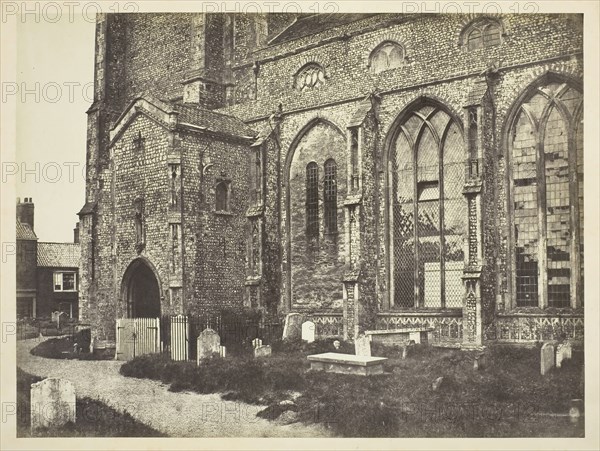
[121,258,161,318]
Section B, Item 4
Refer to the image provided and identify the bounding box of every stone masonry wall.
[83,13,584,343]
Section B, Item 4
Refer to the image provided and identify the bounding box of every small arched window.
[370,41,404,73]
[215,181,230,212]
[464,20,502,51]
[295,64,326,91]
[306,162,319,237]
[324,159,337,234]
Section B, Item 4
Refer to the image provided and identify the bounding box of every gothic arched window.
[369,41,404,73]
[324,159,337,234]
[388,103,467,309]
[215,181,230,212]
[509,80,583,308]
[464,19,502,50]
[306,162,319,237]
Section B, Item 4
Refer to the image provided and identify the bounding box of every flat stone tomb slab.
[307,352,388,376]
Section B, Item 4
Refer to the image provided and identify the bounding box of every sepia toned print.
[6,4,597,448]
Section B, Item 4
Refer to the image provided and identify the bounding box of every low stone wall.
[375,313,463,348]
[484,314,584,345]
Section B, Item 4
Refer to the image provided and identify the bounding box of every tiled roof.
[78,201,97,216]
[16,220,37,240]
[269,13,376,45]
[348,99,373,127]
[37,242,80,268]
[175,104,256,138]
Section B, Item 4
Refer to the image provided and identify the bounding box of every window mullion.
[439,139,446,309]
[536,130,548,309]
[413,142,420,308]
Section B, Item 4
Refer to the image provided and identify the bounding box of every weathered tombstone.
[354,335,371,357]
[301,321,315,343]
[254,344,272,358]
[51,311,61,329]
[282,313,303,340]
[30,378,76,431]
[219,345,227,358]
[474,352,487,370]
[252,338,263,349]
[197,328,220,364]
[540,342,555,375]
[556,344,566,368]
[431,376,444,391]
[556,341,573,368]
[569,399,583,423]
[401,346,409,360]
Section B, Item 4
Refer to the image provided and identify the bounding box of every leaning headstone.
[282,313,303,340]
[197,328,220,364]
[30,378,76,431]
[254,344,272,358]
[540,342,555,375]
[301,321,315,343]
[354,335,371,357]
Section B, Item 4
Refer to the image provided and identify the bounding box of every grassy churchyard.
[117,338,584,437]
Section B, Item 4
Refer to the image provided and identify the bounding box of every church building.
[78,13,584,348]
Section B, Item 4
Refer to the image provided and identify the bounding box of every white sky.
[16,14,95,242]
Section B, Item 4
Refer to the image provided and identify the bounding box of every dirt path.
[17,338,332,438]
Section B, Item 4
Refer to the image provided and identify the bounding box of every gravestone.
[282,313,303,340]
[569,399,583,423]
[51,311,62,328]
[30,378,76,431]
[354,335,371,357]
[301,321,315,343]
[219,346,227,358]
[401,342,415,360]
[431,376,444,391]
[540,342,555,375]
[556,341,573,368]
[474,352,487,370]
[252,338,263,349]
[254,344,272,358]
[197,328,220,364]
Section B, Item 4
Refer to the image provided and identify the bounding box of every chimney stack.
[74,222,80,244]
[16,197,34,230]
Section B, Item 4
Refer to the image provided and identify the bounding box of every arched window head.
[305,162,319,237]
[463,19,503,51]
[295,63,326,91]
[215,180,230,212]
[369,41,405,73]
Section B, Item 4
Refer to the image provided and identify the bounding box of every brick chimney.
[17,197,34,230]
[74,222,80,244]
